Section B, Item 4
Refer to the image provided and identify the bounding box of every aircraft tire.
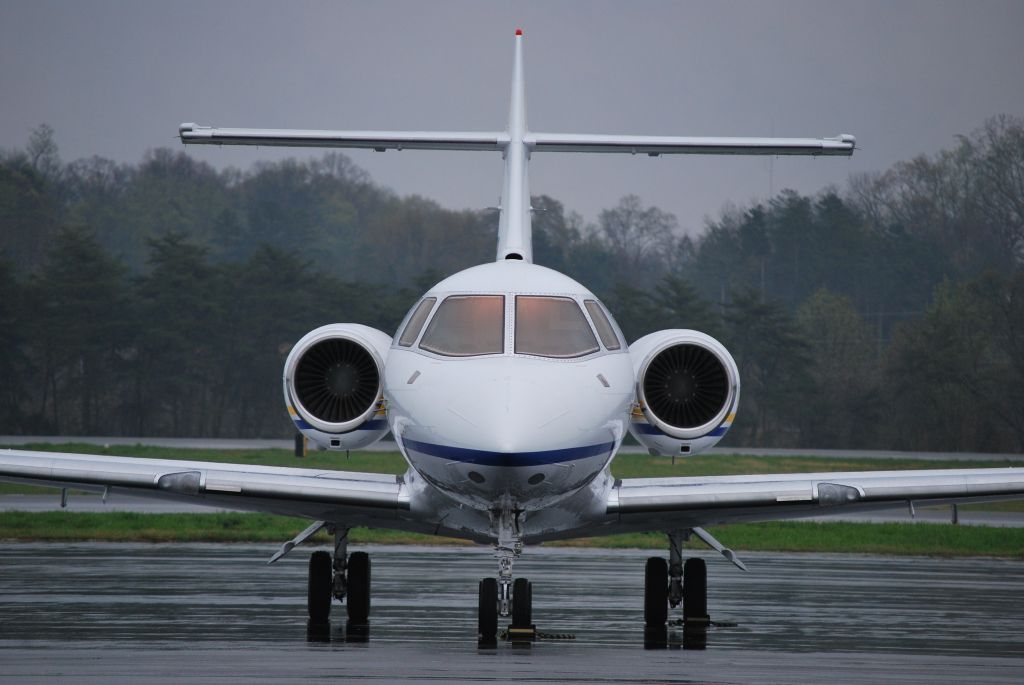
[478,577,498,640]
[682,557,708,621]
[512,577,532,628]
[346,551,371,624]
[644,557,668,627]
[307,551,332,622]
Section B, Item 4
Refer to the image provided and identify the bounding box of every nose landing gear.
[478,575,534,643]
[478,505,534,643]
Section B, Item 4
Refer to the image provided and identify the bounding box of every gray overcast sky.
[2,0,1023,235]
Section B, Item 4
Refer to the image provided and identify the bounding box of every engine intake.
[642,343,730,433]
[629,330,739,453]
[294,338,379,425]
[284,324,392,439]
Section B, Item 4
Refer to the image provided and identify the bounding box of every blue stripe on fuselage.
[402,437,615,467]
[630,422,729,437]
[293,418,388,432]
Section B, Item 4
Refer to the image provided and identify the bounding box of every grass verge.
[2,511,1022,558]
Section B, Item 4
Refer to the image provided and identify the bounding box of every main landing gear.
[478,506,533,644]
[643,526,748,636]
[644,531,709,629]
[307,527,371,625]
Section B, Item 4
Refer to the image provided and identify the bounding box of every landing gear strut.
[306,526,371,624]
[478,504,533,642]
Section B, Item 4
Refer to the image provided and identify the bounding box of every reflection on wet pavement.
[1,543,1023,683]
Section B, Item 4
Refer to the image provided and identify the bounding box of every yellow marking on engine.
[287,406,298,417]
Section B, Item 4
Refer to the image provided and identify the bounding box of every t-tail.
[179,29,855,265]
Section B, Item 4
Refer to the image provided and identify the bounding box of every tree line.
[1,116,1022,450]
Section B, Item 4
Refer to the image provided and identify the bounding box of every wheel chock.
[506,625,536,641]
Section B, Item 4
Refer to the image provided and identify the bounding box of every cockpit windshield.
[398,297,436,347]
[419,295,505,357]
[584,300,621,350]
[515,296,599,358]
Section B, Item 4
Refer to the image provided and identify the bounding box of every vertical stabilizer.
[495,29,532,262]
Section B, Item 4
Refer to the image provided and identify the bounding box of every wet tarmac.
[1,543,1022,684]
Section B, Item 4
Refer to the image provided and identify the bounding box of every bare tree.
[597,194,678,284]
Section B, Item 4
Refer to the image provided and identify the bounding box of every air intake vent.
[643,344,729,429]
[294,339,379,424]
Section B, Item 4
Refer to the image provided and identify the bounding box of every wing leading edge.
[609,467,1024,529]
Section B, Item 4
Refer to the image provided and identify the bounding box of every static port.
[468,471,485,484]
[528,473,545,486]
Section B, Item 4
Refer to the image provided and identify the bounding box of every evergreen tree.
[133,232,222,435]
[796,289,880,447]
[0,260,28,431]
[723,288,811,446]
[29,226,129,433]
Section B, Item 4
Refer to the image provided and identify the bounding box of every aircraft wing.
[179,124,509,151]
[0,449,408,527]
[528,132,856,156]
[608,467,1024,530]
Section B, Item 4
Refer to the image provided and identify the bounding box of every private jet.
[3,30,1023,642]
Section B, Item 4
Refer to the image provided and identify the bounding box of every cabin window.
[584,300,622,350]
[398,297,436,347]
[419,295,505,357]
[515,296,599,358]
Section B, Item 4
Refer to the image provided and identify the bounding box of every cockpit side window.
[515,296,600,358]
[398,297,436,347]
[419,295,505,357]
[584,300,622,351]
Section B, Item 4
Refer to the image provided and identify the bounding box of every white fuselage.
[383,260,635,511]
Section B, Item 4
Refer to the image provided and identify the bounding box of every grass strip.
[2,512,1021,558]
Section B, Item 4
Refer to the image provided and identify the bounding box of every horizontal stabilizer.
[528,132,856,156]
[179,125,854,157]
[179,124,508,151]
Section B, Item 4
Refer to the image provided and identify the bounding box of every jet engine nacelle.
[283,323,392,451]
[628,329,740,457]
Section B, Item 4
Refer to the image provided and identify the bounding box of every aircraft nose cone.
[447,373,569,453]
